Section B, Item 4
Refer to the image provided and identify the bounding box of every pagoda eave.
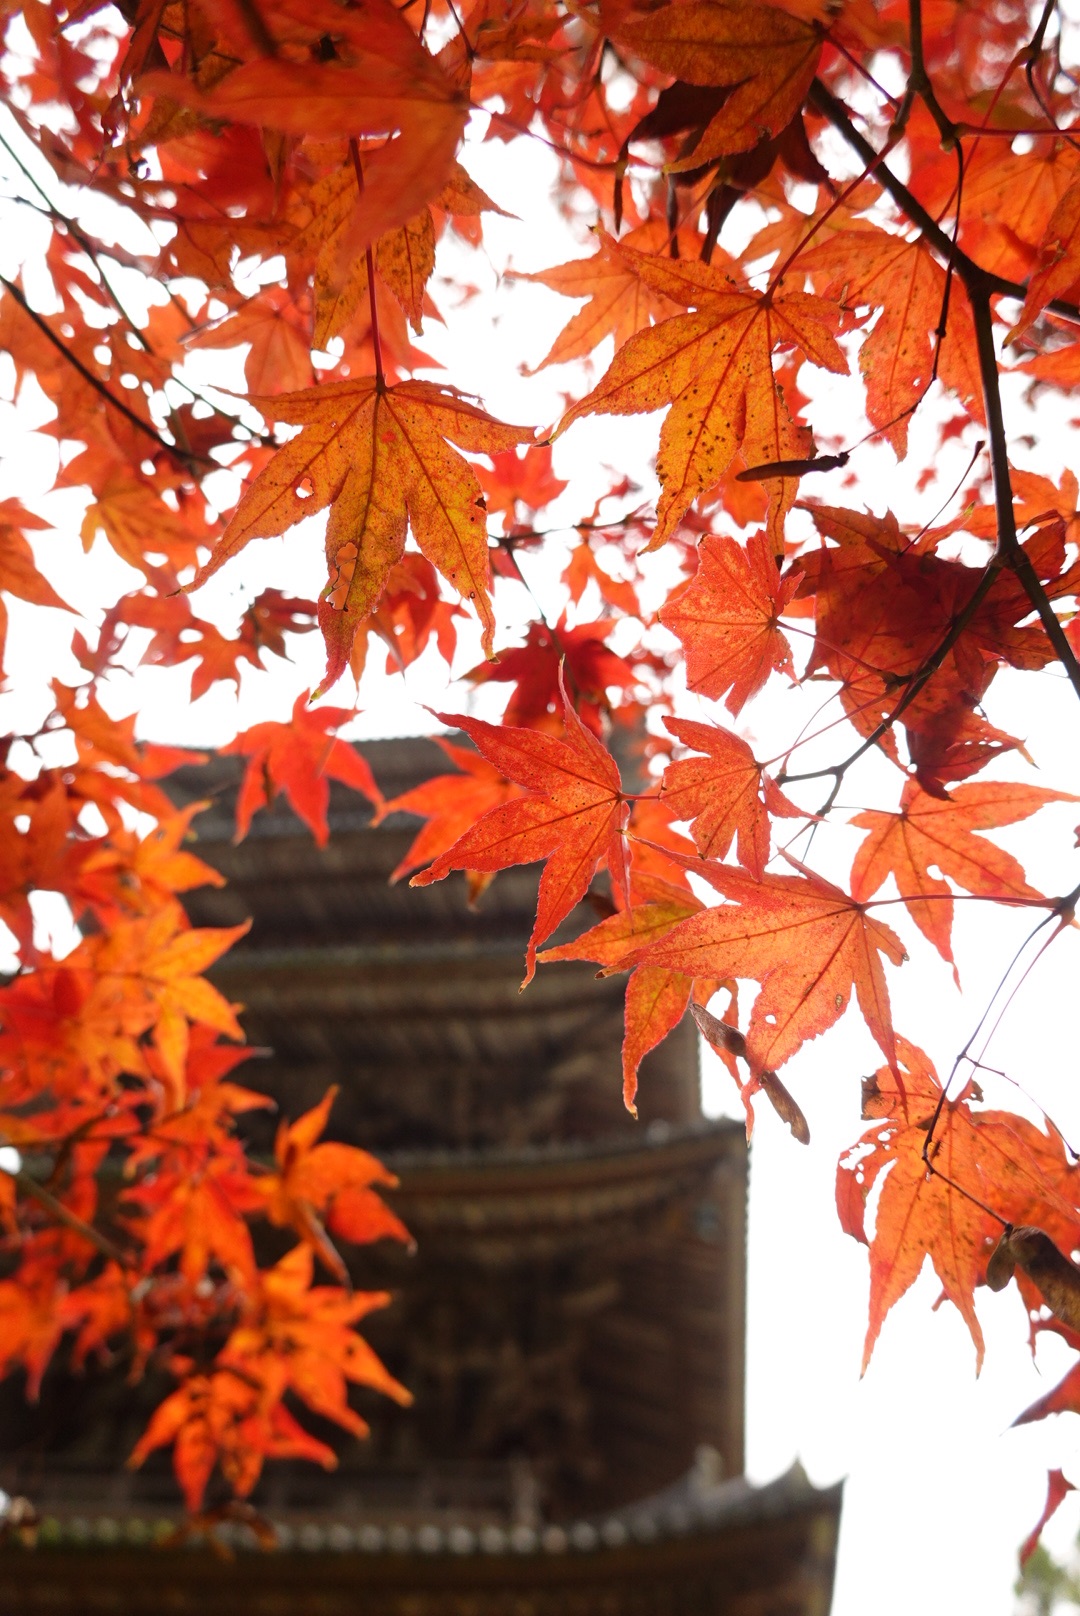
[0,1465,841,1616]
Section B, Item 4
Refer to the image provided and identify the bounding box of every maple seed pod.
[985,1226,1016,1292]
[758,1072,811,1147]
[691,1002,746,1062]
[1007,1227,1080,1333]
[690,1005,809,1144]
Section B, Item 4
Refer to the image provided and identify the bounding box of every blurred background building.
[0,738,840,1614]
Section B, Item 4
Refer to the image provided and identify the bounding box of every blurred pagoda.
[0,737,841,1615]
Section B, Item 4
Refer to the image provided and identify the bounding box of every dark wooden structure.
[0,738,841,1614]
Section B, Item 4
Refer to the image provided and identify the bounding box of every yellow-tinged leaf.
[610,0,822,165]
[556,239,844,546]
[511,221,702,370]
[192,379,532,682]
[376,210,437,334]
[294,172,439,347]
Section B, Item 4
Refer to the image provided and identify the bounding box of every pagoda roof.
[384,1120,743,1261]
[2,1462,841,1615]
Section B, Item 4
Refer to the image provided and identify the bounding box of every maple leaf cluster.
[2,0,1080,1560]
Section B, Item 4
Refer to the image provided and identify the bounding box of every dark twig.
[811,73,1080,709]
[0,274,211,470]
[809,79,1080,326]
[778,556,1002,811]
[966,280,1080,703]
[12,1168,129,1266]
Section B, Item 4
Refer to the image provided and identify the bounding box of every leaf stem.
[366,248,385,386]
[349,141,384,387]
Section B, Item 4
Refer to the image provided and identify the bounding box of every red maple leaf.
[224,692,382,845]
[411,679,629,982]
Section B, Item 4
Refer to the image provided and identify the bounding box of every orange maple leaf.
[476,443,568,518]
[1012,172,1080,340]
[374,737,524,886]
[291,170,438,347]
[129,1365,331,1512]
[0,499,72,666]
[141,0,469,262]
[837,1040,1080,1370]
[112,593,267,701]
[799,504,1080,789]
[944,134,1078,283]
[0,1267,68,1399]
[347,554,463,683]
[610,0,822,165]
[255,1087,409,1283]
[134,1156,260,1285]
[558,240,846,546]
[224,692,382,846]
[48,909,248,1094]
[61,1262,133,1372]
[0,775,88,949]
[223,1246,410,1435]
[849,779,1075,973]
[411,683,629,983]
[193,380,532,682]
[510,220,691,370]
[540,877,704,1111]
[659,530,801,713]
[801,227,983,455]
[76,803,225,920]
[660,715,801,879]
[632,850,905,1076]
[186,285,313,395]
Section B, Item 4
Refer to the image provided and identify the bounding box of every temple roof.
[21,1458,838,1556]
[385,1119,743,1259]
[1,1463,842,1615]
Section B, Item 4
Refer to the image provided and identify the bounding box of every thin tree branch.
[11,1168,129,1267]
[0,274,212,470]
[778,555,1002,810]
[965,282,1080,700]
[811,72,1080,709]
[809,79,1080,325]
[907,0,959,149]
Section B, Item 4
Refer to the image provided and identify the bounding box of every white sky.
[3,88,1080,1616]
